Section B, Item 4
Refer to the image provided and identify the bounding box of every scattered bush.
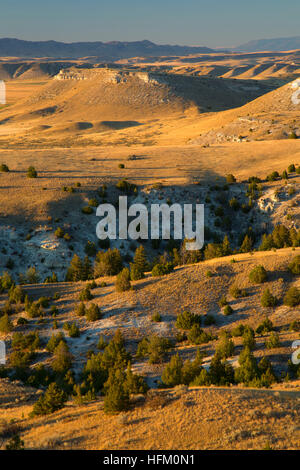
[79,286,93,301]
[97,335,108,350]
[75,302,86,317]
[54,227,64,238]
[283,286,300,307]
[265,332,280,349]
[223,305,233,316]
[27,166,37,178]
[231,324,247,337]
[260,225,299,251]
[288,164,296,173]
[256,318,274,335]
[0,314,13,333]
[5,435,25,450]
[288,255,300,275]
[235,348,276,387]
[64,322,80,338]
[218,295,228,307]
[249,265,267,284]
[66,254,93,282]
[151,262,173,277]
[116,179,137,194]
[0,163,9,172]
[205,270,213,278]
[86,303,102,322]
[229,285,247,299]
[9,285,25,304]
[151,312,162,322]
[81,206,93,214]
[130,245,148,280]
[115,268,131,292]
[88,198,99,207]
[226,174,236,184]
[261,289,278,308]
[175,310,201,330]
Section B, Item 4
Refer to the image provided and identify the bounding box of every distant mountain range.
[0,38,214,59]
[0,36,299,60]
[235,36,300,52]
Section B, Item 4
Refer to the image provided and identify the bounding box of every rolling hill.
[190,78,300,144]
[0,67,274,145]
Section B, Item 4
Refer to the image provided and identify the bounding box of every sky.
[0,0,299,48]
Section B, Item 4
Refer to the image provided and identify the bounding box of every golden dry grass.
[0,140,299,224]
[1,248,299,395]
[1,379,299,450]
[0,58,299,451]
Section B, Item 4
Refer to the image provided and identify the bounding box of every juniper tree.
[130,245,148,280]
[222,235,231,256]
[31,382,67,416]
[52,341,73,374]
[261,288,277,308]
[82,255,93,280]
[0,314,13,333]
[86,303,102,321]
[288,255,300,275]
[240,234,253,253]
[94,248,123,277]
[161,353,183,387]
[27,166,37,178]
[283,286,300,307]
[249,265,267,284]
[66,254,83,281]
[115,268,131,292]
[103,368,129,414]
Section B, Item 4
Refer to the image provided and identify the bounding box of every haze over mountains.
[235,36,300,52]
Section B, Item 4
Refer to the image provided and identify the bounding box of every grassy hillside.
[0,248,299,450]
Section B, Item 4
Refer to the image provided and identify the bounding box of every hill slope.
[0,248,299,450]
[0,67,274,144]
[191,79,300,144]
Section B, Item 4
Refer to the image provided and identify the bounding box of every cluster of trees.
[66,244,178,292]
[259,225,300,251]
[75,301,102,321]
[78,330,148,413]
[266,163,299,181]
[66,254,94,281]
[11,330,134,414]
[137,335,173,364]
[9,331,40,371]
[175,311,214,345]
[24,330,149,415]
[161,343,276,389]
